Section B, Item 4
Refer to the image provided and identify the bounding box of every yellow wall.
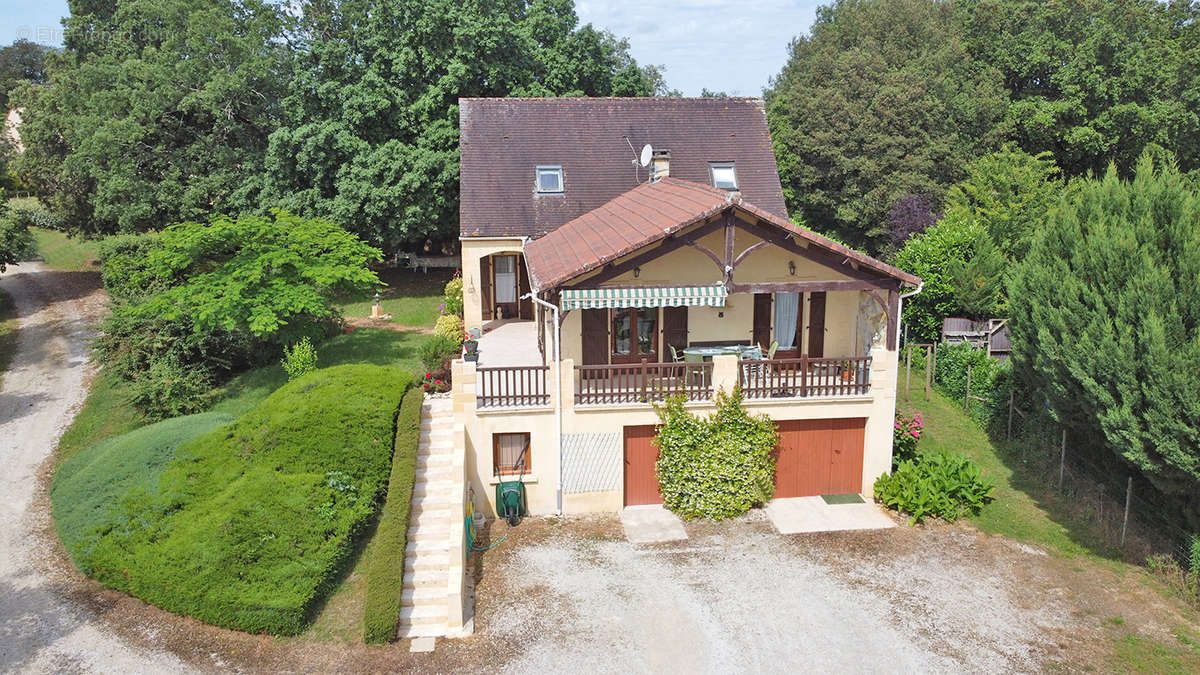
[460,238,526,331]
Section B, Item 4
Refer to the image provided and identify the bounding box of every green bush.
[52,412,235,563]
[434,313,464,347]
[282,337,318,381]
[97,233,164,301]
[933,341,1011,428]
[419,334,460,373]
[441,273,463,318]
[0,207,33,272]
[52,365,411,635]
[654,388,778,519]
[6,197,60,231]
[874,452,995,524]
[363,387,422,644]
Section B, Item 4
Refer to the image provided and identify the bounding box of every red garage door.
[623,425,662,506]
[774,418,866,498]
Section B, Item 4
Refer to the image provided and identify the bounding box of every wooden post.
[925,345,932,401]
[640,358,648,402]
[1121,476,1132,547]
[1059,428,1067,491]
[931,342,938,384]
[965,364,972,412]
[1007,390,1014,440]
[905,342,912,400]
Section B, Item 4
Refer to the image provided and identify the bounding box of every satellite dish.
[639,144,653,167]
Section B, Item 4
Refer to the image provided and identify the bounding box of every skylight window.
[536,165,564,194]
[709,162,738,190]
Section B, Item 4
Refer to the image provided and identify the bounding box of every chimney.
[650,149,670,181]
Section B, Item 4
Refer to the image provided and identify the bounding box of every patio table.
[681,345,762,361]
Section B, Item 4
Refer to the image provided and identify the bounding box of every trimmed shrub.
[933,341,1011,429]
[52,365,411,635]
[654,389,778,519]
[441,273,463,318]
[434,313,464,347]
[52,412,235,564]
[874,452,995,524]
[282,337,318,381]
[363,387,422,644]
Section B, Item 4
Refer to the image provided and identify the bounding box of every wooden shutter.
[517,255,533,319]
[807,291,826,358]
[752,293,772,348]
[479,256,492,321]
[662,306,688,355]
[581,309,609,366]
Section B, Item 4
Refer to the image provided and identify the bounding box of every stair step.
[406,526,448,543]
[416,465,453,481]
[413,480,454,497]
[409,508,451,525]
[411,499,451,515]
[405,552,449,571]
[403,570,447,589]
[416,455,453,470]
[417,441,454,455]
[406,538,449,554]
[397,623,448,639]
[401,586,447,606]
[400,604,448,622]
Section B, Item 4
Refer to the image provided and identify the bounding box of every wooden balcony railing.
[738,356,872,399]
[574,360,714,406]
[477,365,551,409]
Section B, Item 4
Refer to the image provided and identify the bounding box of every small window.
[493,432,531,475]
[709,162,738,190]
[535,165,563,194]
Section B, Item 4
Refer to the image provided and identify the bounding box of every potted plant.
[840,359,854,383]
[463,339,479,362]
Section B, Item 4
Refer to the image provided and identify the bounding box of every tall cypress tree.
[1010,153,1200,525]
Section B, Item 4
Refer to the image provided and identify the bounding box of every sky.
[0,0,821,96]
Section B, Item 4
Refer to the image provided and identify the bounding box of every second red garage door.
[774,418,867,498]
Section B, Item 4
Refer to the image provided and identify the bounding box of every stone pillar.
[445,422,470,635]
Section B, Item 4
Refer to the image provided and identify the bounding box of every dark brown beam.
[887,288,899,349]
[732,240,772,268]
[685,240,723,271]
[727,280,891,294]
[723,212,736,282]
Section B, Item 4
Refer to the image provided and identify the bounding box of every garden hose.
[470,534,508,552]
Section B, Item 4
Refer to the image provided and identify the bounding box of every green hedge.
[51,365,411,635]
[52,412,235,563]
[933,341,1011,429]
[362,387,423,644]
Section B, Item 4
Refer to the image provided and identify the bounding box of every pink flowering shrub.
[421,372,449,393]
[892,412,924,467]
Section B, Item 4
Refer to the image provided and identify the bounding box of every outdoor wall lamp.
[633,266,641,278]
[788,260,796,275]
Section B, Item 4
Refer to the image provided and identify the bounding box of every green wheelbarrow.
[494,442,529,527]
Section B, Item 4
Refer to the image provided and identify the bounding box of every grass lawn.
[0,288,16,387]
[896,370,1200,672]
[29,227,101,271]
[335,267,453,329]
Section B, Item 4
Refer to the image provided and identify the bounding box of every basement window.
[709,162,738,190]
[493,432,531,476]
[535,165,564,194]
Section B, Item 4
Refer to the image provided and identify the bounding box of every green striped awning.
[560,285,727,311]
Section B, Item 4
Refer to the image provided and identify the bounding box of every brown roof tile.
[524,178,921,290]
[459,97,788,239]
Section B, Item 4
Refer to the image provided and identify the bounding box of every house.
[450,97,922,517]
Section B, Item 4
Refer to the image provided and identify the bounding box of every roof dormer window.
[536,165,564,194]
[709,162,738,190]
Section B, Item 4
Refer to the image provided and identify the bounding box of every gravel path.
[0,263,194,674]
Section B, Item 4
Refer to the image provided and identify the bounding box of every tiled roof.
[458,97,787,239]
[524,178,921,290]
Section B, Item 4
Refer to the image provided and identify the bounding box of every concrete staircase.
[398,397,457,639]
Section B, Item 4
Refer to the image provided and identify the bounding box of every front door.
[623,425,662,506]
[492,254,520,319]
[611,308,658,364]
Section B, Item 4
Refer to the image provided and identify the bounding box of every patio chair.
[668,344,683,362]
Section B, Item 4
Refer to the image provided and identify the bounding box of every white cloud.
[576,0,821,96]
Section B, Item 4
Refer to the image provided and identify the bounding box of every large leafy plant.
[874,452,994,525]
[653,389,778,520]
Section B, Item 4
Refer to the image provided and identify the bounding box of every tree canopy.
[766,0,1200,253]
[0,40,51,111]
[14,0,290,237]
[257,0,669,253]
[1009,155,1200,524]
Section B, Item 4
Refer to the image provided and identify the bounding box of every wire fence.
[900,343,1199,579]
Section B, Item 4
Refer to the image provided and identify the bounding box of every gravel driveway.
[0,263,193,674]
